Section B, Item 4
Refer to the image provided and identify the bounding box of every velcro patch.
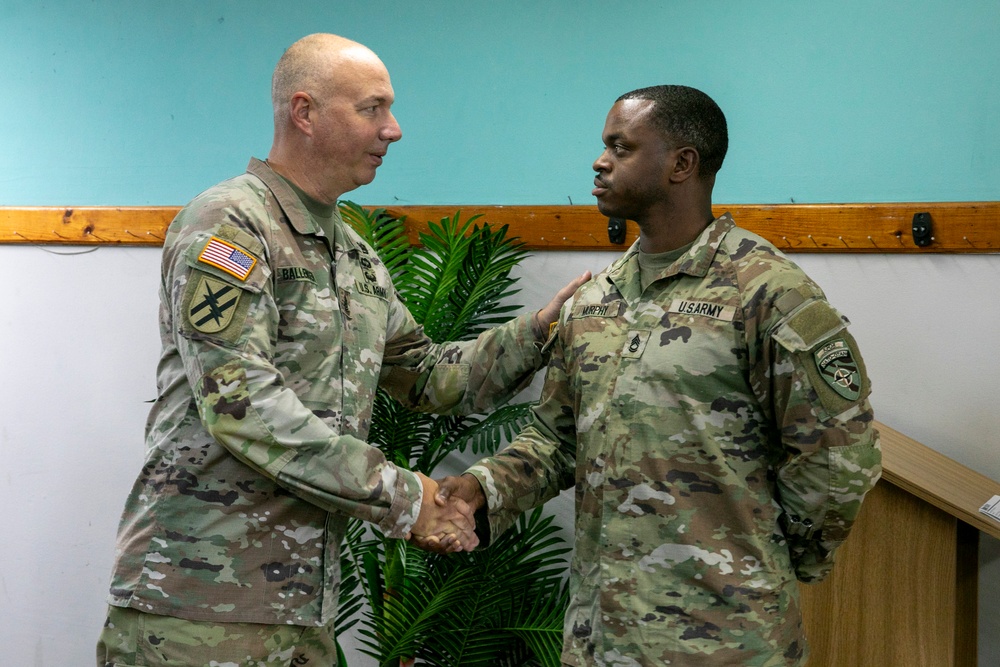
[572,302,624,318]
[198,237,257,281]
[355,279,389,301]
[275,266,316,284]
[622,330,651,358]
[669,299,736,321]
[814,339,861,401]
[188,275,242,333]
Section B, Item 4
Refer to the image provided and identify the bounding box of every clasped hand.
[409,473,485,554]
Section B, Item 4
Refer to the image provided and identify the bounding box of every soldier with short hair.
[429,85,881,666]
[96,33,586,666]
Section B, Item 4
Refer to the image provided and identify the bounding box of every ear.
[288,92,315,137]
[668,146,700,183]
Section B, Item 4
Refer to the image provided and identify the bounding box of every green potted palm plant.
[335,202,571,667]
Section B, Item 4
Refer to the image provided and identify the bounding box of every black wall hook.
[912,212,933,247]
[608,217,626,244]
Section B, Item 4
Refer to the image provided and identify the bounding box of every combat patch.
[813,338,861,401]
[187,275,243,334]
[198,236,257,281]
[668,299,736,321]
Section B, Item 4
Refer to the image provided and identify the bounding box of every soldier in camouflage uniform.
[429,86,881,666]
[96,34,585,666]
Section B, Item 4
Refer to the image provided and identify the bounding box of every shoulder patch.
[187,275,243,333]
[814,339,861,401]
[198,236,258,281]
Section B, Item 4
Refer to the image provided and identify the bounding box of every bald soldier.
[97,34,586,666]
[428,86,881,665]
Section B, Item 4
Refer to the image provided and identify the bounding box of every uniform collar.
[245,157,358,251]
[607,213,736,303]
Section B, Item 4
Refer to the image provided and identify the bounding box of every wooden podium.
[800,421,1000,666]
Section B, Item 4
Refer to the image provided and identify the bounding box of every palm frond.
[332,205,570,667]
[367,389,437,468]
[444,223,528,341]
[501,580,571,667]
[399,211,478,338]
[450,402,535,457]
[359,548,480,665]
[357,509,570,666]
[339,201,413,280]
[414,413,476,473]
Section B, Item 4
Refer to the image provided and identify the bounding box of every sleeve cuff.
[377,466,423,539]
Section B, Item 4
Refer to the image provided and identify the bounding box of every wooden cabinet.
[800,422,997,666]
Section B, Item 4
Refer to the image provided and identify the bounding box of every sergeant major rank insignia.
[814,339,861,400]
[188,275,241,333]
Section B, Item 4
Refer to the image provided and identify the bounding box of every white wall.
[1,244,998,665]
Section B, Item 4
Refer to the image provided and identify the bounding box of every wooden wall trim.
[2,202,998,253]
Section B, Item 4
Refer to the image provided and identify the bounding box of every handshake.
[408,472,486,554]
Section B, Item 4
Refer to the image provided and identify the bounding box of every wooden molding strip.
[0,206,177,246]
[2,202,998,252]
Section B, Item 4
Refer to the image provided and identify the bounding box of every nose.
[382,112,402,143]
[593,149,610,173]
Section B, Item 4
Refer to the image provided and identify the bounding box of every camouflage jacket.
[107,158,545,626]
[468,214,881,666]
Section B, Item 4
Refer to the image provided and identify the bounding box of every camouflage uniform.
[468,214,881,666]
[105,158,545,631]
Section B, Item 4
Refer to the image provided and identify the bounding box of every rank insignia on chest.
[198,236,257,281]
[814,339,861,400]
[188,275,242,333]
[622,330,651,358]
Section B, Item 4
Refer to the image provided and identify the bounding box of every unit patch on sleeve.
[188,275,243,334]
[814,338,861,401]
[198,236,257,281]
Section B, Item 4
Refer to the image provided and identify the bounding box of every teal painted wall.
[1,0,997,206]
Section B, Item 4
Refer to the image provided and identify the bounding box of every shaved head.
[266,33,401,202]
[271,33,381,123]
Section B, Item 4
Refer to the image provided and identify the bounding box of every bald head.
[266,33,401,203]
[271,33,382,124]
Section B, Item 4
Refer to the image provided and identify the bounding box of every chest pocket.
[335,257,392,434]
[272,247,338,344]
[564,300,627,401]
[629,298,744,408]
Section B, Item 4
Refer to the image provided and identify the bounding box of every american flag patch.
[198,237,257,281]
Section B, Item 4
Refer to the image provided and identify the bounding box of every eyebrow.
[358,95,392,107]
